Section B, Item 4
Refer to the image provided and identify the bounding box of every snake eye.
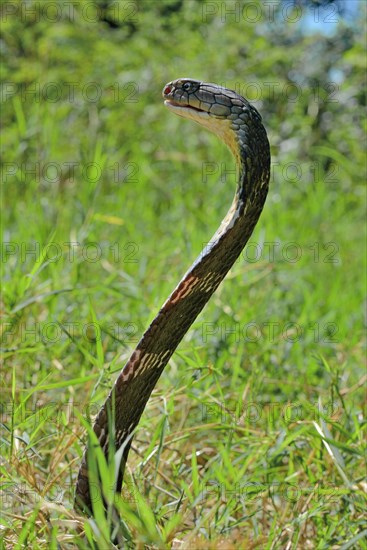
[182,82,192,91]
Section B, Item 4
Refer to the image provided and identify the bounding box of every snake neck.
[208,106,270,249]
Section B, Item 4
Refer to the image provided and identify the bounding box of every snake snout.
[162,83,173,97]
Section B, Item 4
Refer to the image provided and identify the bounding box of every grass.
[1,2,366,548]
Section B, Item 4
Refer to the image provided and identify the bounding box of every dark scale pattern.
[75,79,271,513]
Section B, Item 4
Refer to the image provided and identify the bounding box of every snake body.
[75,79,270,513]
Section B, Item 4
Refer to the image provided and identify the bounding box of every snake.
[75,78,271,513]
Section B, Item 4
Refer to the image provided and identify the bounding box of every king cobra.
[75,78,271,513]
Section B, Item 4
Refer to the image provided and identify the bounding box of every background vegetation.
[1,0,366,547]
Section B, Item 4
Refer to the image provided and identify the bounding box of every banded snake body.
[75,78,271,513]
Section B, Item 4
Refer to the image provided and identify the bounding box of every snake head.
[163,78,250,164]
[162,78,238,120]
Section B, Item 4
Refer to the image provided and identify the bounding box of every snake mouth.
[164,99,208,115]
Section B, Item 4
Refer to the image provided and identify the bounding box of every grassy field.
[1,1,366,548]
